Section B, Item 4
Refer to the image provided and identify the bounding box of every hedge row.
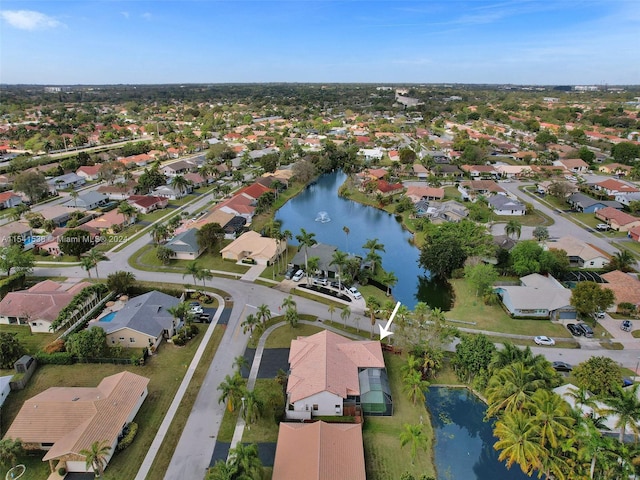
[34,351,75,365]
[51,283,109,331]
[0,272,26,299]
[116,422,138,452]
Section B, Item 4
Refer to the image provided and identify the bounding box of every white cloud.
[0,10,63,30]
[121,11,130,19]
[141,12,152,20]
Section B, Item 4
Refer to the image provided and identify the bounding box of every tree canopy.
[570,281,615,318]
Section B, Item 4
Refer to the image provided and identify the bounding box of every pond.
[275,171,451,310]
[425,387,532,480]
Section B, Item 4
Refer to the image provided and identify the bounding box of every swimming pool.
[99,311,117,322]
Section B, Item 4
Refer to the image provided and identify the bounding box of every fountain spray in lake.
[315,211,331,223]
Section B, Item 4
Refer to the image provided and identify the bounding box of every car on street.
[348,287,362,299]
[621,320,633,332]
[552,361,573,372]
[577,323,594,337]
[566,323,582,336]
[292,269,305,282]
[534,336,555,346]
[595,223,610,231]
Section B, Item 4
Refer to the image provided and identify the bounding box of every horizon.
[1,0,639,85]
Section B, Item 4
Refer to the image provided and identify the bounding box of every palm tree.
[329,250,349,291]
[340,305,351,328]
[380,270,398,296]
[117,201,137,226]
[183,262,200,286]
[282,229,293,267]
[79,440,111,478]
[362,238,385,274]
[70,190,79,208]
[327,303,336,322]
[171,174,192,196]
[403,369,429,406]
[306,256,320,285]
[255,304,272,325]
[607,250,636,273]
[504,219,522,240]
[399,423,429,465]
[600,383,640,443]
[228,443,263,479]
[281,295,296,312]
[295,228,317,282]
[533,226,549,243]
[232,355,250,374]
[81,256,94,279]
[196,268,213,287]
[151,223,169,245]
[493,410,543,476]
[167,302,189,330]
[85,248,107,279]
[241,313,260,335]
[217,373,245,412]
[486,362,547,417]
[365,295,380,337]
[343,225,350,252]
[530,389,575,450]
[0,438,23,469]
[285,307,298,329]
[242,390,263,426]
[402,354,422,377]
[206,460,237,480]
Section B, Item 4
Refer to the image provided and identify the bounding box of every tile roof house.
[405,185,445,202]
[286,330,386,420]
[76,165,102,181]
[0,191,23,209]
[458,180,506,201]
[35,225,102,257]
[461,164,498,179]
[220,230,285,265]
[495,274,576,320]
[165,228,204,260]
[215,194,256,222]
[594,179,640,197]
[96,181,137,200]
[545,236,611,269]
[412,164,429,179]
[85,209,136,233]
[91,290,181,349]
[595,207,640,232]
[600,270,640,310]
[126,195,169,214]
[554,158,589,173]
[272,422,366,480]
[488,195,526,216]
[629,225,640,242]
[0,280,92,333]
[162,159,198,177]
[599,163,633,176]
[0,221,32,247]
[3,371,149,473]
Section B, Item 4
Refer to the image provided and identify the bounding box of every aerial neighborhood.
[0,83,640,480]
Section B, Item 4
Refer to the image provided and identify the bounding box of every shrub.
[116,422,138,452]
[57,467,67,476]
[0,272,26,299]
[43,339,65,354]
[39,249,50,257]
[172,334,186,346]
[34,351,74,365]
[189,324,199,336]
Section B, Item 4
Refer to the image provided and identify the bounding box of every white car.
[534,336,555,346]
[595,223,610,231]
[349,287,362,299]
[292,270,305,282]
[190,305,204,315]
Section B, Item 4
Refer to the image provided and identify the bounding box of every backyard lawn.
[0,325,54,363]
[447,279,571,338]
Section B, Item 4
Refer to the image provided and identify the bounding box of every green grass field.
[264,323,324,348]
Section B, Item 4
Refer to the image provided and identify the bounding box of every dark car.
[566,323,582,336]
[552,361,573,372]
[577,323,594,338]
[621,320,633,332]
[284,267,296,280]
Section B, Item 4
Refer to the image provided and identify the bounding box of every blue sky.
[1,1,638,85]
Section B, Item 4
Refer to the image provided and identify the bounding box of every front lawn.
[447,279,571,338]
[242,379,285,444]
[131,244,250,275]
[264,323,324,348]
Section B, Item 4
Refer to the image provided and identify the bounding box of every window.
[119,337,125,341]
[129,338,136,343]
[312,404,318,411]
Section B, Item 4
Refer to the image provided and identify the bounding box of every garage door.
[557,311,576,320]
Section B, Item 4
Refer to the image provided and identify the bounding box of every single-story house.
[0,191,23,209]
[3,371,149,473]
[373,179,404,197]
[35,225,102,257]
[615,192,640,207]
[600,270,640,311]
[286,330,388,420]
[488,195,526,216]
[91,290,181,349]
[405,185,445,202]
[183,172,211,188]
[599,163,633,176]
[96,181,137,200]
[215,194,256,222]
[554,158,589,173]
[236,182,273,202]
[567,193,622,213]
[495,164,533,178]
[429,200,469,223]
[537,181,578,197]
[545,236,611,269]
[461,164,498,179]
[272,422,366,480]
[458,180,506,201]
[127,195,169,214]
[495,274,576,320]
[76,165,102,181]
[39,205,79,227]
[430,164,463,179]
[152,185,186,200]
[412,164,429,179]
[594,179,640,197]
[85,209,136,233]
[63,191,109,211]
[0,221,32,247]
[357,147,384,162]
[46,173,86,191]
[220,230,285,265]
[192,210,236,236]
[290,242,339,277]
[595,207,640,232]
[161,159,197,177]
[629,225,640,242]
[0,280,93,333]
[165,228,204,260]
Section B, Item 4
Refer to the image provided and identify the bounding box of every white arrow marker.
[379,301,401,340]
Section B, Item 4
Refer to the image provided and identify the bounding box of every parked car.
[577,323,594,338]
[621,320,633,332]
[292,269,305,282]
[284,267,296,280]
[566,323,582,336]
[348,287,362,299]
[594,311,606,319]
[190,305,203,315]
[552,361,573,372]
[313,277,328,286]
[596,223,610,231]
[534,336,555,346]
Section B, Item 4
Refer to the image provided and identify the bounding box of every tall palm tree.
[242,390,263,426]
[241,313,260,335]
[255,304,272,325]
[295,228,317,282]
[365,295,381,337]
[183,261,200,285]
[403,369,429,406]
[600,384,640,443]
[486,362,547,417]
[340,305,351,328]
[85,248,106,279]
[79,440,111,478]
[329,250,349,291]
[171,174,192,196]
[151,223,169,245]
[493,410,543,476]
[399,423,429,465]
[228,443,263,479]
[81,256,94,279]
[343,225,350,252]
[530,389,575,450]
[362,238,385,274]
[167,302,189,330]
[217,373,245,412]
[282,229,293,267]
[196,268,213,287]
[327,303,336,322]
[285,307,298,329]
[117,201,136,226]
[380,270,398,296]
[504,219,522,240]
[607,250,636,273]
[306,256,320,285]
[281,295,296,312]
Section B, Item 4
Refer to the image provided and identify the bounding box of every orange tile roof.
[600,270,640,306]
[272,422,366,480]
[4,371,149,463]
[287,330,384,403]
[595,207,640,226]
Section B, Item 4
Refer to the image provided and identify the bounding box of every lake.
[274,171,452,310]
[425,387,532,480]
